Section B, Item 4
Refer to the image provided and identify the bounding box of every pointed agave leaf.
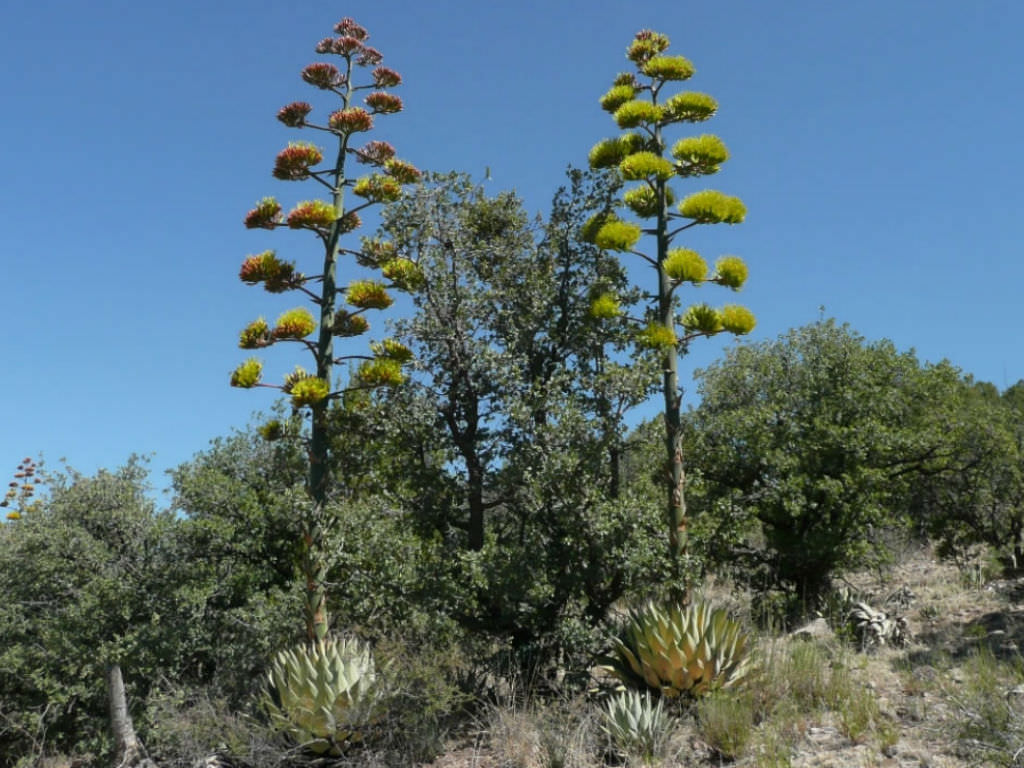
[603,600,754,699]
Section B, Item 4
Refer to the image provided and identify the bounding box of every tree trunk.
[107,664,157,768]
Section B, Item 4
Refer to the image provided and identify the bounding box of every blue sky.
[3,1,1022,500]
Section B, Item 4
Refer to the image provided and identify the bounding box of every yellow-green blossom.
[714,256,748,289]
[589,293,622,319]
[594,220,642,252]
[290,377,330,407]
[230,358,263,388]
[678,190,746,224]
[721,305,756,334]
[663,249,708,283]
[681,304,724,334]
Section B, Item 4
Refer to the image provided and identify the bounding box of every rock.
[791,617,834,641]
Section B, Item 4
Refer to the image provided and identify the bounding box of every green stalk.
[303,57,356,643]
[654,121,688,593]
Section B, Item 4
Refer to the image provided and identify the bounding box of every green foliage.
[370,170,664,670]
[691,319,959,602]
[601,600,754,699]
[941,646,1024,765]
[908,377,1024,571]
[0,459,289,764]
[263,637,382,755]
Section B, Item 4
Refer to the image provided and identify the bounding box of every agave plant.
[847,601,910,650]
[601,689,674,762]
[263,637,382,755]
[601,600,754,698]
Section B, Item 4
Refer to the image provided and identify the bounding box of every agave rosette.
[263,637,383,755]
[602,600,753,698]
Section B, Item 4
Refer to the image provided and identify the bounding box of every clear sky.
[3,0,1022,500]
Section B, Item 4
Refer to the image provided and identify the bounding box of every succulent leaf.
[600,600,754,699]
[263,638,382,756]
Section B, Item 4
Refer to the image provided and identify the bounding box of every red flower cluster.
[331,310,370,337]
[287,201,336,230]
[356,46,382,66]
[354,140,396,165]
[365,92,403,114]
[273,143,323,180]
[372,67,402,88]
[277,101,312,127]
[239,250,300,292]
[244,198,282,229]
[328,107,374,134]
[338,211,362,234]
[301,62,344,89]
[334,17,369,40]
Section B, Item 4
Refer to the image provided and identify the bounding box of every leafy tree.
[583,30,755,582]
[169,424,309,688]
[910,378,1024,570]
[0,462,192,763]
[690,320,955,603]
[370,170,663,664]
[228,18,422,641]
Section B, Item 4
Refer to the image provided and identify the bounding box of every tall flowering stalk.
[231,18,422,641]
[585,31,755,585]
[1,457,38,520]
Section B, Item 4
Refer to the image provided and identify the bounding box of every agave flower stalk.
[231,18,422,641]
[585,31,756,591]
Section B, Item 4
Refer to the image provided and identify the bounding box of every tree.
[690,320,957,603]
[370,170,663,664]
[228,18,422,641]
[909,378,1024,570]
[583,30,755,584]
[0,462,191,764]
